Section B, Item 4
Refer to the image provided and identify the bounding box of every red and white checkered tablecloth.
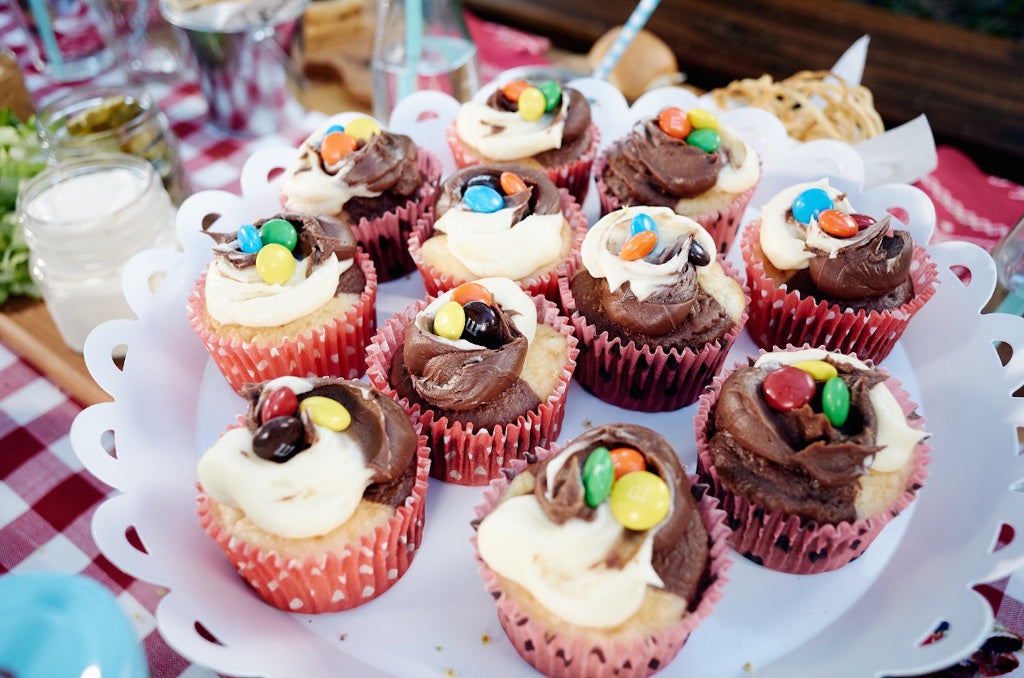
[2,6,1024,678]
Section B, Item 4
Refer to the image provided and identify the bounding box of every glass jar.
[35,85,190,205]
[17,154,178,353]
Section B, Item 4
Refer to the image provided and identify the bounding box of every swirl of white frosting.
[204,253,352,328]
[714,126,760,194]
[416,276,537,347]
[197,377,377,539]
[753,349,927,472]
[758,179,856,271]
[433,204,564,279]
[455,97,569,160]
[279,124,382,216]
[581,206,718,302]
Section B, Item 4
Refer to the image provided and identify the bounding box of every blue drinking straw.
[399,0,423,103]
[592,0,661,80]
[27,0,65,80]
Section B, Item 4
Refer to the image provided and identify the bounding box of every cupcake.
[694,347,931,574]
[595,106,760,253]
[408,164,588,303]
[473,423,731,678]
[279,117,441,281]
[365,277,578,485]
[559,206,748,412]
[741,178,938,363]
[446,81,600,206]
[187,212,377,394]
[196,376,431,613]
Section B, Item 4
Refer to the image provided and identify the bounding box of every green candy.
[822,376,850,427]
[582,446,614,507]
[686,128,721,153]
[538,81,562,113]
[260,218,298,251]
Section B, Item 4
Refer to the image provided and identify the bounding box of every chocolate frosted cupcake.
[446,81,600,206]
[187,212,377,394]
[694,347,931,574]
[596,106,760,253]
[473,423,731,678]
[559,206,748,411]
[366,277,577,485]
[408,164,588,303]
[196,376,431,613]
[741,178,937,363]
[279,117,441,281]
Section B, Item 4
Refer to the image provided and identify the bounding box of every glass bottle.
[371,0,480,122]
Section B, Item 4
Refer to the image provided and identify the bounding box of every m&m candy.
[630,212,657,236]
[451,282,493,306]
[237,224,261,253]
[609,471,670,531]
[261,387,298,422]
[259,218,298,251]
[658,107,691,140]
[517,86,546,121]
[462,301,503,349]
[583,447,614,508]
[686,128,720,153]
[501,79,528,102]
[818,209,859,238]
[320,131,357,165]
[344,117,380,141]
[822,376,851,427]
[538,81,562,113]
[793,359,838,382]
[433,301,466,340]
[256,243,295,284]
[792,188,834,225]
[252,416,304,462]
[300,396,352,432]
[688,238,711,267]
[609,447,645,481]
[687,108,718,130]
[464,185,503,213]
[499,171,527,195]
[620,230,658,261]
[762,365,815,411]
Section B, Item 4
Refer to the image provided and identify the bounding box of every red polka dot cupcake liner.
[693,349,932,574]
[472,448,732,678]
[740,220,939,364]
[445,122,600,207]
[196,435,431,614]
[187,248,377,394]
[593,144,759,255]
[407,187,589,307]
[365,293,578,486]
[557,259,750,412]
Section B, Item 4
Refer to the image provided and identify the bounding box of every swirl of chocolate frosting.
[808,216,914,300]
[434,164,561,220]
[485,87,591,155]
[341,131,423,196]
[602,119,719,205]
[401,303,527,412]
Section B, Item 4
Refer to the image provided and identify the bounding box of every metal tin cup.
[160,0,308,136]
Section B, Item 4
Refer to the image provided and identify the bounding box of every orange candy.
[501,80,529,102]
[658,107,692,140]
[818,209,859,238]
[499,171,527,195]
[451,282,494,306]
[609,447,645,481]
[620,230,658,261]
[320,131,357,165]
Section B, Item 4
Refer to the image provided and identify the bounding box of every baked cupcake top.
[601,106,760,205]
[574,206,745,346]
[475,423,709,628]
[197,376,419,539]
[708,348,927,524]
[455,81,592,165]
[431,165,566,280]
[203,213,366,328]
[280,117,423,217]
[758,178,916,305]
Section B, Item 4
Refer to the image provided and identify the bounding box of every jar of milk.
[17,154,177,353]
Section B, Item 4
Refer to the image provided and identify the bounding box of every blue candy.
[792,188,834,225]
[631,212,657,235]
[324,123,345,137]
[464,185,504,213]
[238,223,262,253]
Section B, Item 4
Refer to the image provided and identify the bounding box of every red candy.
[762,366,815,412]
[658,107,691,140]
[851,213,877,230]
[261,387,298,423]
[818,209,859,238]
[620,230,658,261]
[502,80,529,102]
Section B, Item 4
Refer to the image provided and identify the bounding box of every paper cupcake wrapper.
[740,220,939,364]
[187,248,378,394]
[557,259,750,412]
[472,450,732,678]
[348,149,441,282]
[407,188,588,306]
[445,122,600,207]
[365,294,579,485]
[196,435,431,614]
[693,348,932,574]
[593,142,759,255]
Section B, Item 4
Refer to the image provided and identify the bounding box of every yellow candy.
[687,108,719,131]
[609,471,670,531]
[432,301,465,340]
[300,396,351,432]
[517,87,546,122]
[793,359,838,382]
[255,243,295,285]
[344,117,381,141]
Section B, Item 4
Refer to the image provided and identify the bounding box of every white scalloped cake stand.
[71,84,1024,678]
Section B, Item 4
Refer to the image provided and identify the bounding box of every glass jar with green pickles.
[35,86,190,205]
